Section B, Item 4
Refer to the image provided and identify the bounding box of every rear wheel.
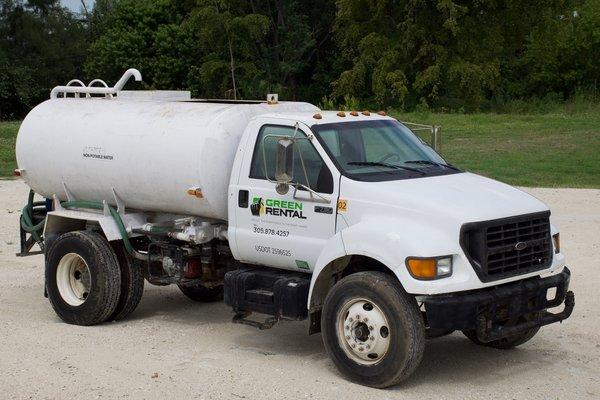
[108,242,144,321]
[462,313,541,349]
[45,231,121,326]
[321,272,425,388]
[178,284,223,302]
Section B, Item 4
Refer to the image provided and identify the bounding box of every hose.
[20,190,156,261]
[20,190,47,249]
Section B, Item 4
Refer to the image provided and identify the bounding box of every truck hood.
[341,172,548,225]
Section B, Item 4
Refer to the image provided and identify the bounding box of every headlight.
[552,233,560,254]
[405,256,453,280]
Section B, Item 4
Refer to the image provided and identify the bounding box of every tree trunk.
[228,39,237,100]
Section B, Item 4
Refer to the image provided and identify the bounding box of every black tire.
[462,313,541,349]
[178,284,224,302]
[321,272,425,388]
[45,231,121,326]
[108,242,144,321]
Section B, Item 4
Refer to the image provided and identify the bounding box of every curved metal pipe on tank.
[113,69,142,91]
[49,69,143,99]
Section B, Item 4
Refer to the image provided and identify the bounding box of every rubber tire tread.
[108,242,144,321]
[45,231,121,326]
[321,272,425,388]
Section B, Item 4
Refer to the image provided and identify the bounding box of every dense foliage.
[0,0,87,118]
[1,0,599,118]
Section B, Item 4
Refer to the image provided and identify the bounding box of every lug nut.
[359,347,364,352]
[363,318,368,322]
[346,335,351,340]
[351,344,356,348]
[369,325,374,330]
[366,344,370,349]
[369,336,374,341]
[345,325,349,330]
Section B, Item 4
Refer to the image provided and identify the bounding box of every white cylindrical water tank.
[16,97,318,220]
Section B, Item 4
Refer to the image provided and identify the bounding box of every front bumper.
[424,267,574,342]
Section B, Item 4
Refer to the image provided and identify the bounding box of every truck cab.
[225,110,573,386]
[16,70,574,388]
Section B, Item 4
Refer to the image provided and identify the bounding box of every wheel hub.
[337,298,391,365]
[56,253,91,306]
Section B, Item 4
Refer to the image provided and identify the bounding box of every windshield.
[311,120,461,182]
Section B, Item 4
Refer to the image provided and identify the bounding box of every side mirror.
[275,137,295,194]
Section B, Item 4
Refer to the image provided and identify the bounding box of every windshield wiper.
[347,161,425,174]
[405,160,461,171]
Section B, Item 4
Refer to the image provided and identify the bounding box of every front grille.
[461,211,553,282]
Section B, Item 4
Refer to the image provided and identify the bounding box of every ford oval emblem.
[514,241,528,251]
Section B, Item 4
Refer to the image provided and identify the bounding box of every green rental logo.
[251,197,306,219]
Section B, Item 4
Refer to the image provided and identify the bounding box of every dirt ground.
[0,179,598,399]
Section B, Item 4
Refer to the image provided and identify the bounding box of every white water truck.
[15,69,574,388]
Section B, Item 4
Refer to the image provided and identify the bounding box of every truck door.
[232,122,339,272]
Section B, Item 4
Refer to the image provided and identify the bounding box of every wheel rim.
[336,297,391,365]
[56,253,91,306]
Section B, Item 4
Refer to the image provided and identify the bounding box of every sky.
[60,0,94,13]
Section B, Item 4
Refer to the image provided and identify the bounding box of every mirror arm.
[292,183,330,203]
[294,135,313,201]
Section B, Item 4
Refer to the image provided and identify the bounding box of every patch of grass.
[393,111,600,188]
[0,121,20,178]
[2,112,599,188]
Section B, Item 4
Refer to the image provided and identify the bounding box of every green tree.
[186,0,269,99]
[332,0,581,111]
[84,0,197,89]
[0,0,87,118]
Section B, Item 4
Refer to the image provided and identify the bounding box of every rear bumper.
[424,267,574,342]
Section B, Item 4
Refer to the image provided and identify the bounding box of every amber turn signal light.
[406,256,452,280]
[406,258,436,279]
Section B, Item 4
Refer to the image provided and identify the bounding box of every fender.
[43,209,148,242]
[44,210,123,241]
[308,215,467,310]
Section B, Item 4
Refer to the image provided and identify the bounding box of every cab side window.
[250,125,334,194]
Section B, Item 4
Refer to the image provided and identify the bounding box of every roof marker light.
[362,110,371,116]
[350,111,359,116]
[313,113,322,119]
[377,110,387,116]
[337,111,346,117]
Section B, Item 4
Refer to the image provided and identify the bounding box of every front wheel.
[321,272,425,388]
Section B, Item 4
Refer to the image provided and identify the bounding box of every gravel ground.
[0,180,598,399]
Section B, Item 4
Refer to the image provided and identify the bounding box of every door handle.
[238,190,249,208]
[314,206,333,214]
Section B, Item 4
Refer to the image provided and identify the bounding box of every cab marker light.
[313,113,322,119]
[406,256,453,280]
[361,110,371,116]
[350,111,359,117]
[377,110,387,116]
[337,111,346,117]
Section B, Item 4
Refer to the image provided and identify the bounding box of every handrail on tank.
[50,68,142,99]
